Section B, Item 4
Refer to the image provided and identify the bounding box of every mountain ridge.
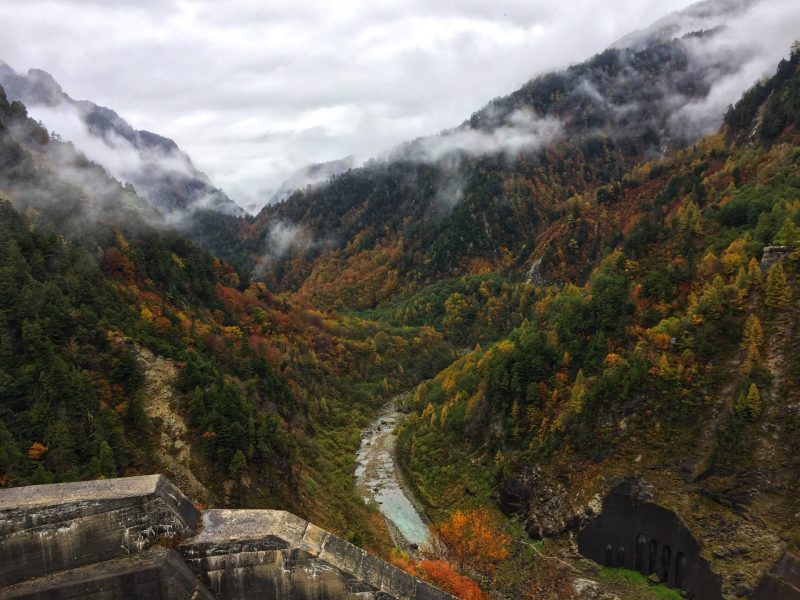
[250,13,770,302]
[1,2,799,599]
[0,60,244,217]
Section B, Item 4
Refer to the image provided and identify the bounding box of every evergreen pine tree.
[736,383,763,420]
[765,263,791,308]
[739,314,764,375]
[748,257,762,288]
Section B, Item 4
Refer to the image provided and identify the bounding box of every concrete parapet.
[0,475,200,587]
[2,546,213,599]
[178,509,453,600]
[0,478,454,600]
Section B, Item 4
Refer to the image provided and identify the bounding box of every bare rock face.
[760,245,792,270]
[498,465,601,540]
[572,578,620,600]
[0,475,199,587]
[135,343,212,505]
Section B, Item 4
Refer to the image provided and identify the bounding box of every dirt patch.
[135,345,212,505]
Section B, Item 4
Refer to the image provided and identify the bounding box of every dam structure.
[0,475,455,600]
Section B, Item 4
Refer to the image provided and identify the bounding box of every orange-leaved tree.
[433,508,510,574]
[390,553,486,600]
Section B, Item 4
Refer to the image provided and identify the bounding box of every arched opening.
[604,544,614,566]
[635,534,646,572]
[649,540,658,574]
[675,552,686,588]
[617,546,626,568]
[661,545,672,584]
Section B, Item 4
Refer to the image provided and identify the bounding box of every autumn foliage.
[391,555,486,600]
[433,508,510,573]
[27,442,48,460]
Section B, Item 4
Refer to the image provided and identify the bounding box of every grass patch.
[651,586,683,600]
[599,568,682,600]
[599,567,648,585]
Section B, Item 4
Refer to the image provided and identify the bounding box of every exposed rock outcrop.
[498,465,601,539]
[135,344,212,505]
[760,245,792,270]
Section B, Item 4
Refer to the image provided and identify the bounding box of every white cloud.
[395,110,563,163]
[1,0,794,212]
[669,0,800,138]
[27,103,195,185]
[264,220,316,261]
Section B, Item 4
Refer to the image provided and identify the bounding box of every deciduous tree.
[433,509,510,573]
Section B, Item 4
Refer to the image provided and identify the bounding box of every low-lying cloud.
[397,110,563,163]
[264,220,314,259]
[29,103,196,185]
[0,0,707,211]
[668,0,800,138]
[0,0,796,212]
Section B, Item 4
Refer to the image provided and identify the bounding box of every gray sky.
[0,0,764,212]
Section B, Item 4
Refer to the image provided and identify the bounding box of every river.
[355,403,432,551]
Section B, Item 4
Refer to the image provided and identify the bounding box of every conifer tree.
[734,265,750,307]
[569,370,587,414]
[739,314,764,375]
[748,257,762,288]
[765,263,791,308]
[736,383,762,420]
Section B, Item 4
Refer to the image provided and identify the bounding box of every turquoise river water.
[355,405,431,549]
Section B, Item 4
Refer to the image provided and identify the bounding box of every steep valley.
[1,2,800,599]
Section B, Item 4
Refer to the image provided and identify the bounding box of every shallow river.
[355,404,431,549]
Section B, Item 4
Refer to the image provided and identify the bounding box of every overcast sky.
[0,0,755,212]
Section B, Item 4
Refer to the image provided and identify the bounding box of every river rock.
[572,578,619,599]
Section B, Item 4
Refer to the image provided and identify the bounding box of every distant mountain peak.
[0,62,243,217]
[611,0,757,50]
[268,156,357,206]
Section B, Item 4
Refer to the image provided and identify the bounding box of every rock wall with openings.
[577,482,723,600]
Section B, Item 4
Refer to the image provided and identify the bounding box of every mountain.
[2,2,800,599]
[0,61,244,217]
[0,81,452,558]
[268,156,357,205]
[611,0,755,49]
[394,41,800,600]
[250,0,792,307]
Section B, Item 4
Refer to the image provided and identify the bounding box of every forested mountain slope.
[0,62,254,274]
[2,2,799,599]
[395,44,800,599]
[250,0,774,308]
[0,61,244,218]
[0,84,452,553]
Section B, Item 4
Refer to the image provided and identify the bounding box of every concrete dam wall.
[0,475,454,600]
[577,482,723,600]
